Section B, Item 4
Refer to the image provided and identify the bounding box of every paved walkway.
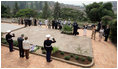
[1,23,117,68]
[1,46,79,68]
[78,30,117,68]
[1,23,23,33]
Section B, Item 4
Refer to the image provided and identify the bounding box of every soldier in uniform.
[17,34,24,58]
[44,34,56,62]
[5,30,15,52]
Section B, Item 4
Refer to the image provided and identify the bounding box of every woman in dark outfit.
[44,34,56,62]
[6,30,15,52]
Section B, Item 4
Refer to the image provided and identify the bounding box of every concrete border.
[1,44,94,68]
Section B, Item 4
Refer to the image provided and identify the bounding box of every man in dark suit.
[24,18,28,27]
[73,22,78,36]
[52,20,55,29]
[97,22,102,31]
[34,19,37,26]
[17,34,24,57]
[104,25,110,41]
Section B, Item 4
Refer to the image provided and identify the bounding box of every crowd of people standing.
[18,18,110,42]
[91,22,110,42]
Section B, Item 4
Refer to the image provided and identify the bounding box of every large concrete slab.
[2,23,93,57]
[1,23,23,33]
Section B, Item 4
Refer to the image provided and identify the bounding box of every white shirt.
[23,40,30,50]
[45,20,48,25]
[63,21,67,24]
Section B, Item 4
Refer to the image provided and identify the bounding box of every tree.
[1,5,7,14]
[101,15,112,25]
[109,19,117,44]
[60,8,86,21]
[1,5,11,18]
[39,1,43,10]
[53,2,61,19]
[13,2,19,16]
[42,2,50,19]
[85,2,114,22]
[16,9,38,18]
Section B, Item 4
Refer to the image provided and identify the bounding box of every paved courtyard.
[1,23,117,68]
[2,23,93,57]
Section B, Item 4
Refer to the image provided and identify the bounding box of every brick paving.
[1,46,79,68]
[1,23,117,68]
[78,29,117,68]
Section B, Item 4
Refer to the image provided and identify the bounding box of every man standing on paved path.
[52,20,55,29]
[45,19,48,28]
[104,25,110,41]
[72,22,78,36]
[44,34,56,62]
[24,18,28,27]
[5,30,15,52]
[34,19,37,26]
[17,34,24,58]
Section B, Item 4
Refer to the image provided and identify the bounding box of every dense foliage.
[41,2,51,19]
[101,15,112,26]
[109,19,117,44]
[85,2,114,22]
[62,25,73,34]
[13,2,19,16]
[60,8,87,21]
[1,5,11,17]
[16,9,38,18]
[53,2,61,19]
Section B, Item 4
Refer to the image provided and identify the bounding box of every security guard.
[44,34,56,62]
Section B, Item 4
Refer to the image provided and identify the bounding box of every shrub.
[36,46,40,49]
[52,47,59,54]
[75,55,79,60]
[41,47,45,50]
[63,25,72,31]
[13,40,18,47]
[42,50,46,54]
[64,56,70,60]
[33,46,40,52]
[109,19,117,44]
[87,56,92,62]
[1,32,4,37]
[62,25,72,34]
[1,37,8,44]
[80,57,86,62]
[70,54,74,57]
[60,51,64,55]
